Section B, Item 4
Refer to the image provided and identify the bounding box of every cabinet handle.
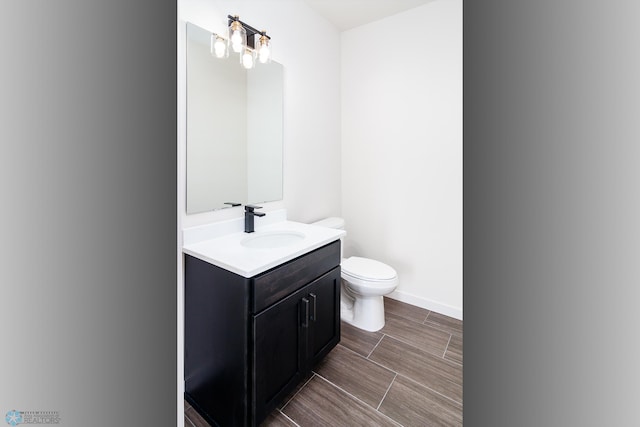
[301,297,309,328]
[309,293,317,322]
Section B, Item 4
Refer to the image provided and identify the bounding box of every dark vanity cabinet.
[185,240,341,427]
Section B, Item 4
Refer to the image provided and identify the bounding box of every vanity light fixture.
[210,15,272,69]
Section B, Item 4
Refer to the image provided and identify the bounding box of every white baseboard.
[387,290,463,320]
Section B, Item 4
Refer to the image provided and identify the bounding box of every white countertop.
[182,218,345,278]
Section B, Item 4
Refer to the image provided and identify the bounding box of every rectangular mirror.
[186,22,283,213]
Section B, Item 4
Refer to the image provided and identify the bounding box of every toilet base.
[340,294,386,332]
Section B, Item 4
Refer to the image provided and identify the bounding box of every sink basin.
[241,231,306,249]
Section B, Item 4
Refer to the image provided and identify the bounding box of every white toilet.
[312,217,398,332]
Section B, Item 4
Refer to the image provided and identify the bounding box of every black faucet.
[244,205,266,233]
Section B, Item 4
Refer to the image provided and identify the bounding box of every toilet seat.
[341,257,397,285]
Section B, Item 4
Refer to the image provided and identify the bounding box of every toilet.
[311,217,398,332]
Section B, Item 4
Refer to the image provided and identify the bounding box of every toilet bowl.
[311,218,398,332]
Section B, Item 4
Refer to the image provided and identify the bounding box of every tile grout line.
[280,374,316,410]
[183,413,196,427]
[359,333,462,373]
[386,308,430,326]
[376,332,450,362]
[443,334,453,358]
[426,325,463,339]
[366,334,385,359]
[360,334,463,372]
[313,373,404,427]
[420,312,463,336]
[365,336,463,394]
[376,373,398,411]
[387,311,431,328]
[277,409,301,427]
[387,299,461,331]
[398,372,464,407]
[422,311,432,325]
[423,320,463,338]
[337,342,397,375]
[386,314,460,342]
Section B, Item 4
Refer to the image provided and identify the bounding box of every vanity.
[183,212,345,426]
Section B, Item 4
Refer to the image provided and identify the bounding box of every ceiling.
[300,0,434,31]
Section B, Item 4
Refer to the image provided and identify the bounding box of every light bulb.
[258,45,270,63]
[242,50,254,69]
[258,34,271,64]
[212,36,226,58]
[231,30,243,52]
[228,19,246,53]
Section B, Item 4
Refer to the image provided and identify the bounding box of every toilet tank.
[311,217,345,259]
[311,217,344,230]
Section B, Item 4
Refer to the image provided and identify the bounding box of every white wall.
[341,0,462,318]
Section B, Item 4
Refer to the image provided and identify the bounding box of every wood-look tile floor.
[185,298,463,427]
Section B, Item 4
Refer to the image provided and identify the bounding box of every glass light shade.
[210,34,228,58]
[257,34,272,64]
[228,20,246,54]
[241,48,256,69]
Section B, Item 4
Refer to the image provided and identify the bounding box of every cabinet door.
[252,284,309,425]
[306,267,341,367]
[252,267,341,425]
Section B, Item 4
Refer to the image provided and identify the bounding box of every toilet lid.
[342,257,397,281]
[311,217,345,229]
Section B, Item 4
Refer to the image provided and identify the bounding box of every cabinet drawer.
[252,240,340,313]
